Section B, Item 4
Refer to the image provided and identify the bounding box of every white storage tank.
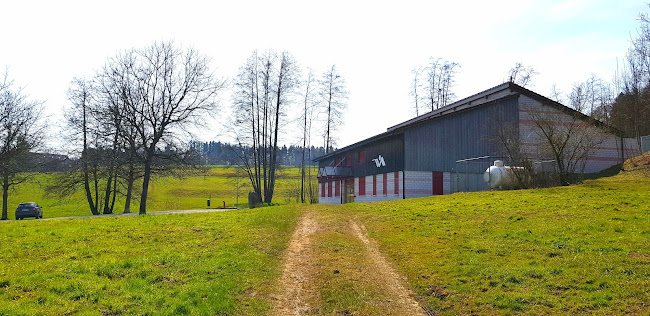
[484,160,522,189]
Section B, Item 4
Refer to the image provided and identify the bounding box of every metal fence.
[452,156,556,193]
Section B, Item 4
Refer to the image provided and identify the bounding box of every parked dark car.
[15,202,43,220]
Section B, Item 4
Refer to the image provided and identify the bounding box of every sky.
[0,0,646,151]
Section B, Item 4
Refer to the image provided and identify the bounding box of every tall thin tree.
[321,65,348,153]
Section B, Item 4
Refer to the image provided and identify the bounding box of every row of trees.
[231,50,348,204]
[495,8,650,187]
[52,42,224,215]
[190,141,325,166]
[410,57,460,116]
[1,44,348,218]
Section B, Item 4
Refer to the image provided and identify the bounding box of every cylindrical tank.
[484,160,518,189]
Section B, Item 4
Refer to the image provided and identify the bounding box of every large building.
[315,82,640,204]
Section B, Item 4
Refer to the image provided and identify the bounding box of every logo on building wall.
[372,155,386,167]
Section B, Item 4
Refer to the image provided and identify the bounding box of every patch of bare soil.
[273,212,320,315]
[349,220,425,316]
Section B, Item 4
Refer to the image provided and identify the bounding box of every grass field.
[0,206,300,315]
[1,165,649,314]
[335,170,650,314]
[4,166,317,219]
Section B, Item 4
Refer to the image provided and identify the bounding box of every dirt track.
[272,211,424,315]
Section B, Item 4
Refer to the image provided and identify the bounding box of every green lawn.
[0,206,300,315]
[335,171,650,314]
[4,166,317,218]
[2,167,649,314]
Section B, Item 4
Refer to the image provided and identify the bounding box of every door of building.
[343,179,355,203]
[433,172,443,195]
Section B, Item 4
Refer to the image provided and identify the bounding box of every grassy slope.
[333,171,650,314]
[3,165,648,314]
[5,166,315,218]
[0,206,300,315]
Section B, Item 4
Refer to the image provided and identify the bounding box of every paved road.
[3,208,237,222]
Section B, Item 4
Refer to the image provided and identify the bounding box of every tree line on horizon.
[189,141,325,167]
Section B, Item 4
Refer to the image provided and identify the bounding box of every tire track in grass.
[350,220,425,316]
[273,212,319,315]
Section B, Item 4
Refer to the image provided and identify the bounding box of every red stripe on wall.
[335,181,340,197]
[359,177,366,196]
[520,142,624,152]
[383,173,387,196]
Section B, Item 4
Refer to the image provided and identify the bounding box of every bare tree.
[507,62,538,88]
[232,50,299,205]
[549,84,564,103]
[300,69,317,203]
[106,41,224,214]
[64,77,102,215]
[489,119,534,188]
[0,71,44,220]
[525,103,606,185]
[409,67,423,116]
[422,57,460,111]
[610,35,650,153]
[321,65,348,153]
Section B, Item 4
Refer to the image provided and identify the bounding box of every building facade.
[315,82,640,204]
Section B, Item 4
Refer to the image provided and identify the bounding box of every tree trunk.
[93,167,99,213]
[110,168,118,213]
[124,164,135,214]
[2,170,8,220]
[139,157,152,215]
[102,175,113,214]
[82,156,98,215]
[81,99,99,215]
[301,130,306,204]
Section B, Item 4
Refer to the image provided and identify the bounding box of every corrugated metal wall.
[403,95,519,173]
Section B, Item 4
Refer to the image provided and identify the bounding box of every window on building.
[335,158,341,166]
[394,172,399,195]
[359,151,365,163]
[383,173,387,196]
[372,175,377,196]
[328,182,333,197]
[346,156,351,166]
[359,177,366,196]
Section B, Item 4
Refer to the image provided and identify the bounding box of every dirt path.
[273,210,424,315]
[350,220,425,316]
[273,212,319,315]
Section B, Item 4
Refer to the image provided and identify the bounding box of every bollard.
[207,199,211,208]
[222,200,225,209]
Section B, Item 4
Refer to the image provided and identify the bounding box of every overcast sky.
[0,0,646,150]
